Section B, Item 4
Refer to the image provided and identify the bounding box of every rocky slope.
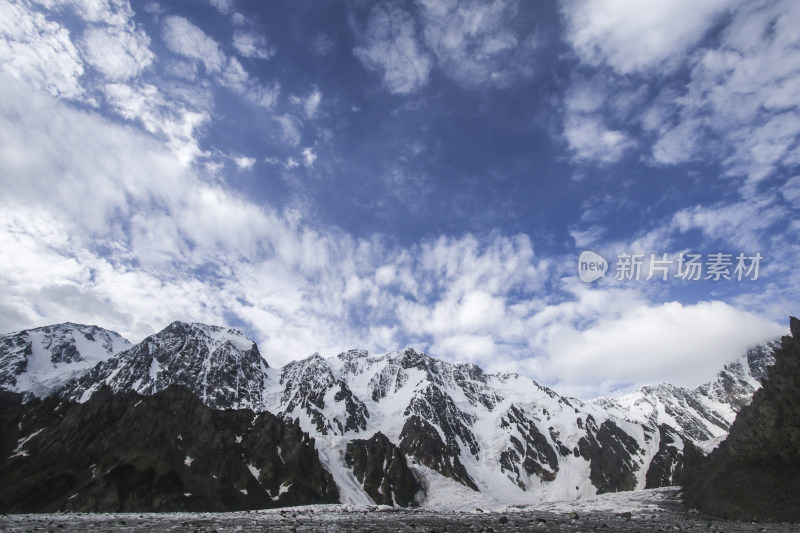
[60,321,269,411]
[682,317,800,522]
[0,320,781,509]
[344,431,421,507]
[0,385,338,512]
[0,323,131,398]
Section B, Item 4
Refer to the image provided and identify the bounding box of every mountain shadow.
[0,385,338,512]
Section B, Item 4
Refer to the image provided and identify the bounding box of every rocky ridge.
[0,320,782,509]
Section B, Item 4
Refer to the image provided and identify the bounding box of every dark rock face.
[645,424,703,488]
[398,415,478,491]
[279,354,369,436]
[499,405,559,487]
[746,341,780,383]
[403,384,480,459]
[0,390,25,461]
[368,362,408,402]
[683,317,800,523]
[0,385,338,512]
[345,432,422,507]
[576,416,643,493]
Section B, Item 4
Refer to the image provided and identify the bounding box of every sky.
[0,0,798,399]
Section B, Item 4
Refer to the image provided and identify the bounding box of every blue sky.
[1,0,798,398]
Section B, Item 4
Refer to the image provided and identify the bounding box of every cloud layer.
[0,0,796,400]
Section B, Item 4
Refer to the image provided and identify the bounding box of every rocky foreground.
[1,488,798,533]
[683,317,800,522]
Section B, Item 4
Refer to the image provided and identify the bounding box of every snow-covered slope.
[0,323,131,397]
[60,321,270,410]
[258,347,703,506]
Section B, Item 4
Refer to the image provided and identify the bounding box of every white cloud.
[781,176,800,204]
[416,0,536,88]
[233,29,274,60]
[80,25,153,81]
[562,0,734,74]
[0,2,792,400]
[35,0,135,27]
[354,0,539,93]
[234,156,256,170]
[275,115,301,145]
[209,0,233,15]
[303,89,322,118]
[354,2,433,94]
[0,2,85,98]
[563,114,634,164]
[290,89,323,118]
[646,0,800,182]
[530,300,784,397]
[220,55,249,91]
[561,74,639,164]
[162,15,226,74]
[672,196,788,251]
[301,147,317,167]
[161,17,278,110]
[103,82,209,164]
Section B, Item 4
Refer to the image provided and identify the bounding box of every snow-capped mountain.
[595,341,778,452]
[260,347,706,506]
[0,320,780,508]
[61,321,269,411]
[0,323,131,398]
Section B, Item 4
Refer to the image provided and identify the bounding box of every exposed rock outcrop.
[645,424,703,488]
[398,414,478,491]
[576,416,643,493]
[683,317,800,522]
[0,385,338,512]
[345,431,422,507]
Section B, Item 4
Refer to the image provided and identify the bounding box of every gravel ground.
[2,488,797,532]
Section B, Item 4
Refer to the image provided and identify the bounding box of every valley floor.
[1,488,795,532]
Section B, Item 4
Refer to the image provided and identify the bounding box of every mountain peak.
[336,349,370,361]
[158,321,256,353]
[389,347,430,369]
[60,320,268,409]
[0,323,131,397]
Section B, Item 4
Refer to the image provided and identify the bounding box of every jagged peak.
[282,352,330,374]
[336,349,370,361]
[388,347,430,368]
[155,321,256,351]
[452,360,485,375]
[3,322,125,338]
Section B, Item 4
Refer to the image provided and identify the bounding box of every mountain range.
[0,321,779,511]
